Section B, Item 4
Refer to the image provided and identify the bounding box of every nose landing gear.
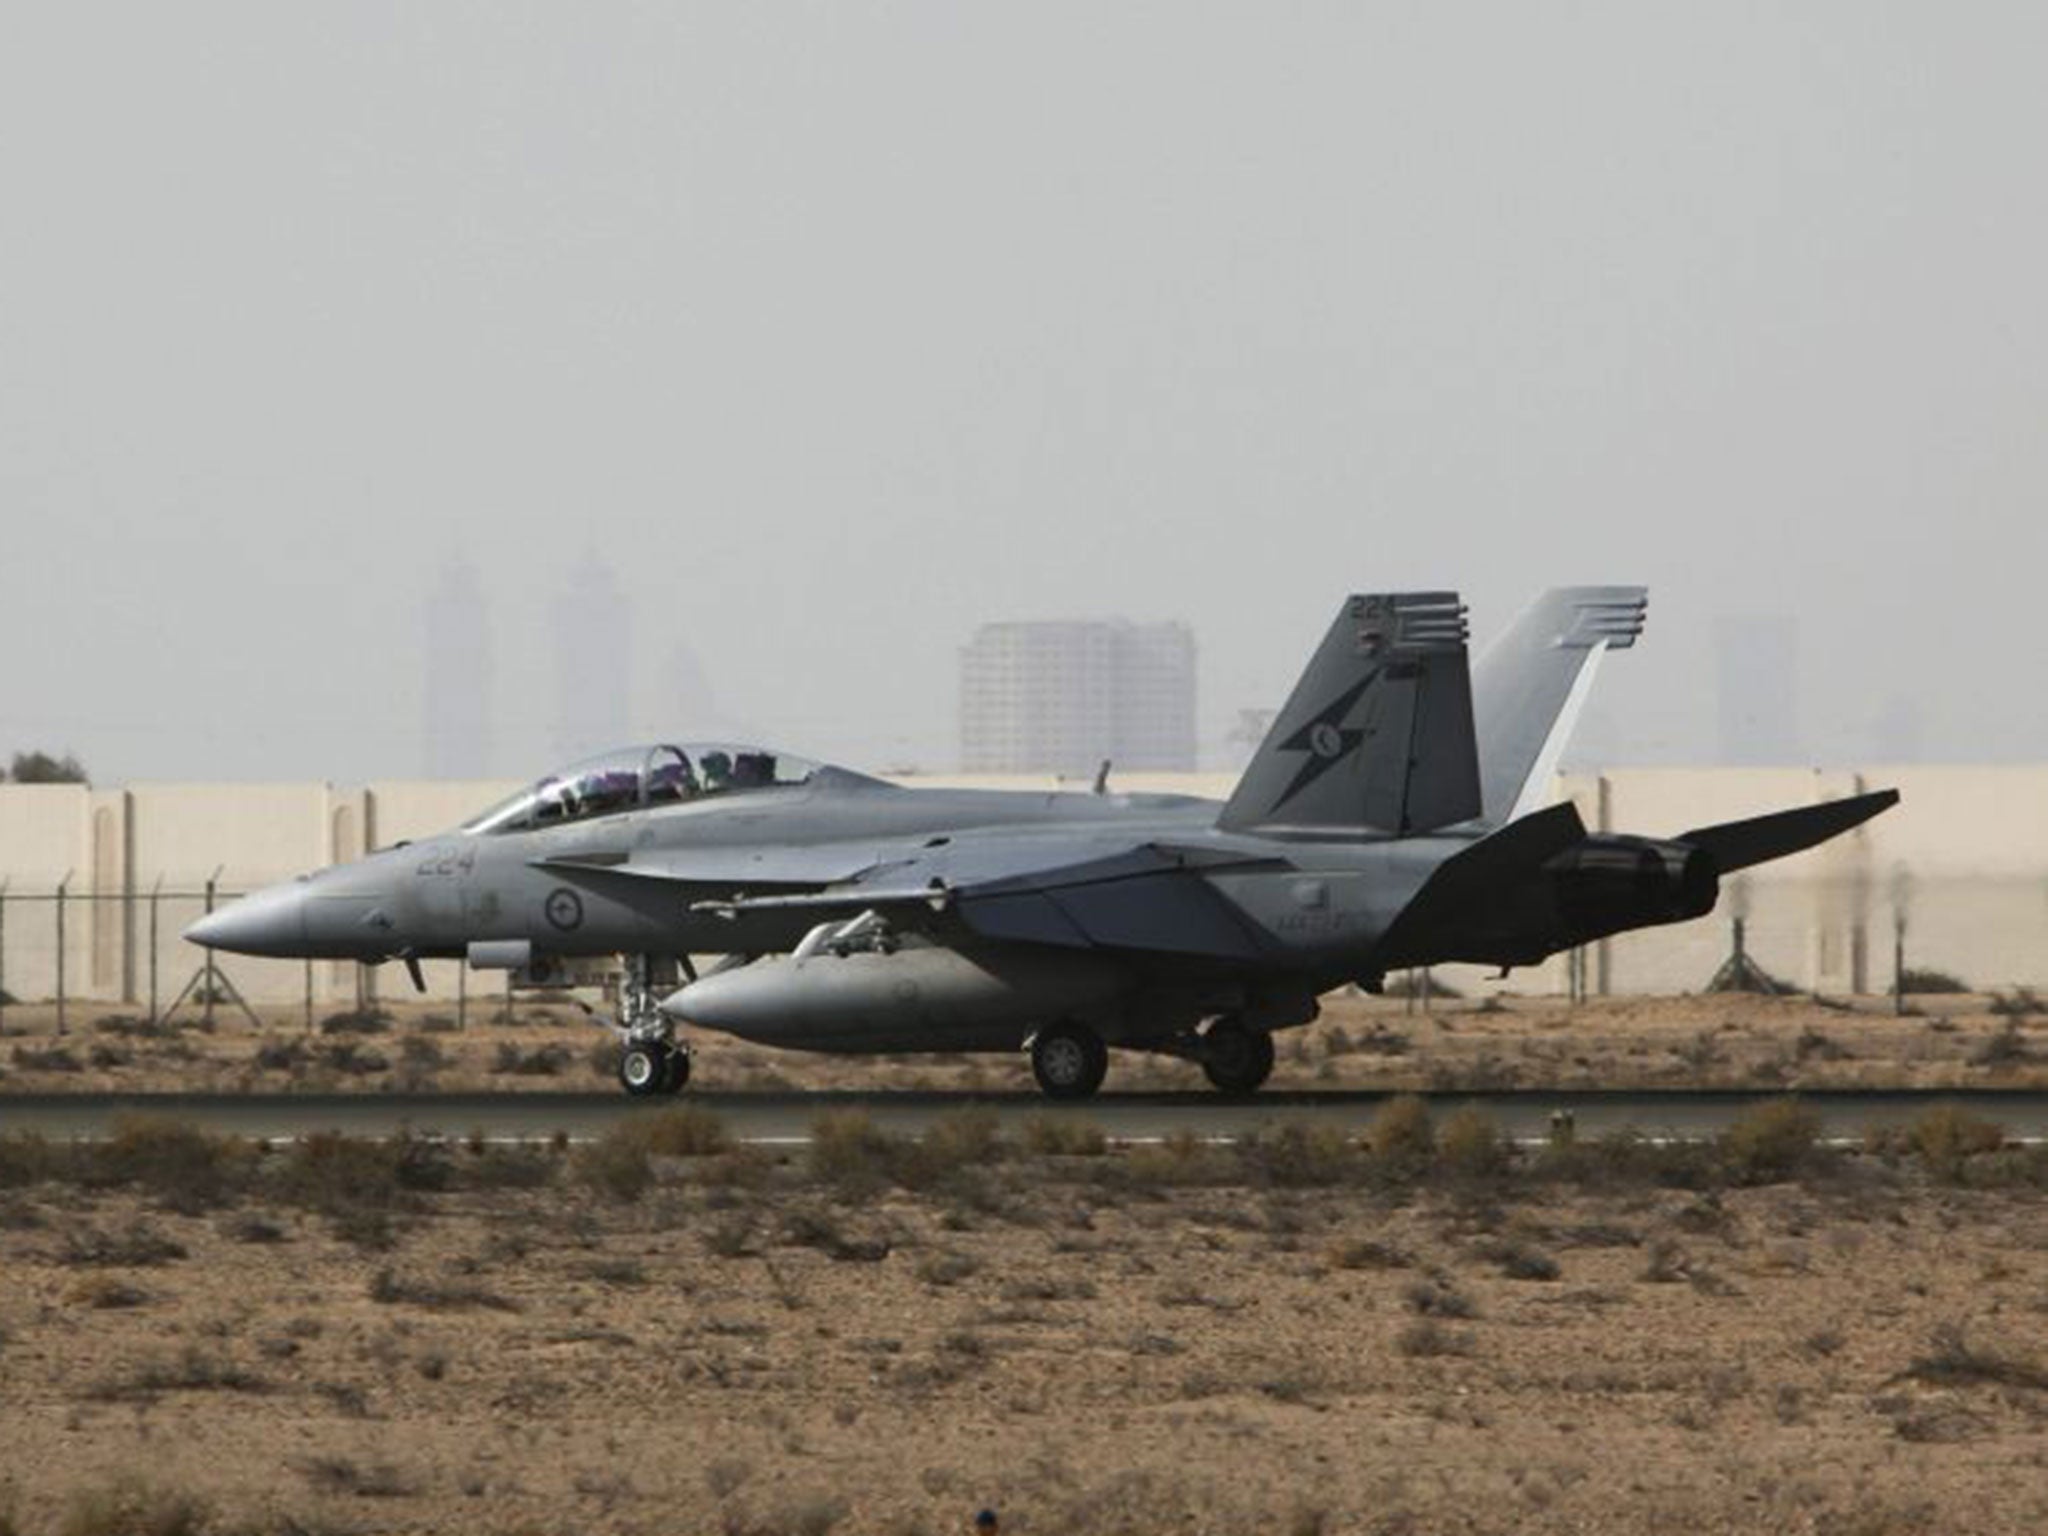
[603,955,690,1097]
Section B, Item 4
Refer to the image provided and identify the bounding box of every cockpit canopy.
[461,744,823,834]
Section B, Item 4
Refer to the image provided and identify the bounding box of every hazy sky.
[6,5,2045,784]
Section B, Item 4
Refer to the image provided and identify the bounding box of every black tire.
[1201,1023,1275,1094]
[660,1047,691,1094]
[1030,1023,1108,1100]
[619,1043,671,1097]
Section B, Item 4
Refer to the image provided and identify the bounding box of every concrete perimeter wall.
[0,767,2040,1009]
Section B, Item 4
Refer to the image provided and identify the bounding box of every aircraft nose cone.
[183,882,309,956]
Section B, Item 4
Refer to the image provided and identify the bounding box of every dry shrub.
[920,1106,1003,1169]
[1437,1104,1508,1179]
[630,1104,730,1157]
[915,1250,980,1287]
[1908,1103,2005,1174]
[319,1008,391,1035]
[1366,1094,1435,1164]
[295,1457,417,1498]
[56,1478,208,1536]
[68,1275,150,1309]
[1325,1237,1412,1270]
[1395,1318,1472,1357]
[61,1220,187,1267]
[274,1130,447,1214]
[1481,1238,1561,1281]
[94,1347,266,1400]
[1720,1097,1823,1184]
[1118,1131,1232,1188]
[1403,1279,1476,1319]
[1020,1116,1108,1156]
[318,1040,389,1075]
[1904,1321,2048,1392]
[0,1131,64,1188]
[94,1116,252,1212]
[461,1141,556,1190]
[574,1129,653,1202]
[1242,1121,1354,1187]
[12,1045,83,1072]
[808,1110,899,1192]
[368,1268,519,1312]
[492,1041,572,1075]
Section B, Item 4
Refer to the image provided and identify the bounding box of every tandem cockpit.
[460,744,828,834]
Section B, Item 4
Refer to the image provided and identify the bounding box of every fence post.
[457,959,467,1030]
[0,878,9,1033]
[55,871,73,1035]
[148,879,162,1024]
[304,959,313,1032]
[201,867,222,1031]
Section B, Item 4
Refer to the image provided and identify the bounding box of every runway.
[2,1088,2045,1144]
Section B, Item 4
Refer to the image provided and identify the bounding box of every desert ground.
[2,986,2045,1097]
[1,1104,2045,1535]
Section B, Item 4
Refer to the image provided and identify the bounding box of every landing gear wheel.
[619,1042,674,1098]
[1030,1024,1109,1101]
[1201,1023,1275,1095]
[660,1046,691,1094]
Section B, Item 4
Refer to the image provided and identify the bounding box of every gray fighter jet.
[188,589,1897,1099]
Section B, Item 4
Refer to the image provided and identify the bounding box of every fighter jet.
[187,588,1897,1099]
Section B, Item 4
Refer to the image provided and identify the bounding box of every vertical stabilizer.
[1473,586,1646,825]
[1219,593,1481,838]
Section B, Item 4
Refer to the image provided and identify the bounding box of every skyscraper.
[960,620,1196,775]
[553,554,632,759]
[422,560,491,778]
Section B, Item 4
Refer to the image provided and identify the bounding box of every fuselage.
[191,768,1461,987]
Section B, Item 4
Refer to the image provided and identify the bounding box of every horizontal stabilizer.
[1679,789,1900,874]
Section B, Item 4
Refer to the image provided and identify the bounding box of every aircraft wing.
[691,837,1284,961]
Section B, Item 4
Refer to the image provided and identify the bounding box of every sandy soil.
[1,1124,2045,1535]
[2,989,2044,1097]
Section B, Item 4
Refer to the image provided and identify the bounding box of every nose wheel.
[619,1039,689,1096]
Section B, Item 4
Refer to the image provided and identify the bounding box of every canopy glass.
[461,744,822,834]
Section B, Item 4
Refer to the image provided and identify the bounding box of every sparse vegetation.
[1720,1097,1825,1183]
[1897,966,1969,994]
[1968,1020,2031,1068]
[1436,1103,1508,1179]
[0,1088,2042,1533]
[1366,1094,1435,1164]
[54,1478,206,1536]
[1903,1322,2048,1393]
[1019,1115,1108,1156]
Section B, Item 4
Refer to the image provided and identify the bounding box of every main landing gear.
[1021,1017,1279,1100]
[1198,1018,1275,1095]
[1029,1023,1109,1100]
